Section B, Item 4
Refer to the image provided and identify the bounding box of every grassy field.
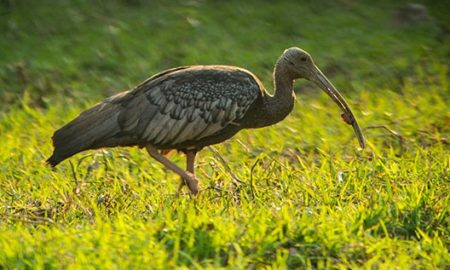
[0,0,449,269]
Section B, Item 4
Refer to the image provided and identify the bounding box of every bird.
[47,47,365,195]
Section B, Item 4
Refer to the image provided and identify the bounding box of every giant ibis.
[47,47,365,195]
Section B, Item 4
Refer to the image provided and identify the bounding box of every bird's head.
[280,47,316,80]
[280,47,365,148]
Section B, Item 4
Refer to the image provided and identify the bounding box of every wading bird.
[47,47,365,195]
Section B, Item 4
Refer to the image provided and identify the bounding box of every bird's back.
[47,65,263,166]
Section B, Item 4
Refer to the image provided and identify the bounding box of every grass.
[0,0,449,269]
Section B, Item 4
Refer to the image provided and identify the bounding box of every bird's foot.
[182,172,199,195]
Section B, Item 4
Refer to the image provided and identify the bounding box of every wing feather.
[142,112,167,141]
[159,117,189,144]
[117,66,261,148]
[153,116,183,145]
[172,117,209,145]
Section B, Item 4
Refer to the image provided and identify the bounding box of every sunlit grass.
[1,80,448,268]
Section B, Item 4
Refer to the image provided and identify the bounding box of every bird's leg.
[159,149,174,157]
[145,145,199,195]
[178,150,197,192]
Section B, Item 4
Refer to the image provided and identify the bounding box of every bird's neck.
[260,61,296,126]
[239,61,296,129]
[273,61,295,101]
[240,60,295,128]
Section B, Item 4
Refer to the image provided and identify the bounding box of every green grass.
[0,0,449,269]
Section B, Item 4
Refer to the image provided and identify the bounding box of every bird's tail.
[46,102,122,167]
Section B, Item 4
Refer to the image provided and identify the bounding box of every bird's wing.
[114,66,261,148]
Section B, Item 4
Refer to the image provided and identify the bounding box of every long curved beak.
[310,67,365,148]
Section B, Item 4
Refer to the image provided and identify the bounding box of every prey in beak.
[281,47,365,148]
[311,67,365,148]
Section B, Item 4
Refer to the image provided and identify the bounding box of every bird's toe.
[184,172,199,195]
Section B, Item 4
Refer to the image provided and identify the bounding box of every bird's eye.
[301,57,307,62]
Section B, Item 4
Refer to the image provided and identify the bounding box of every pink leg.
[186,151,196,174]
[145,145,198,195]
[179,150,197,192]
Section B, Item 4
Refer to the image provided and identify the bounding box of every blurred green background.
[0,0,448,106]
